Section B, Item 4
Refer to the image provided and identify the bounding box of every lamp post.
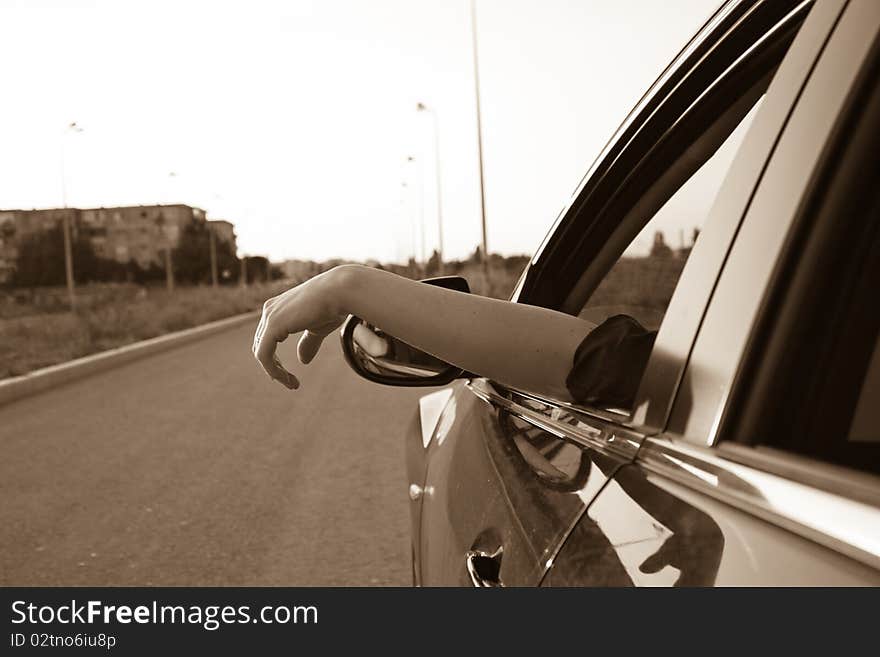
[60,122,84,311]
[162,171,179,291]
[401,181,418,276]
[416,102,444,273]
[208,192,223,289]
[209,226,218,288]
[406,155,426,268]
[470,0,490,282]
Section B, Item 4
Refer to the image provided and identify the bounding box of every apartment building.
[0,204,208,283]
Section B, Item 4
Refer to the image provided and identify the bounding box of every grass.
[0,262,524,381]
[0,282,288,380]
[2,253,672,381]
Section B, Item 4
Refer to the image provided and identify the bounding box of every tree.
[216,239,240,284]
[650,231,673,259]
[243,256,270,284]
[171,221,212,285]
[13,224,102,287]
[170,222,241,285]
[467,245,483,265]
[425,249,443,277]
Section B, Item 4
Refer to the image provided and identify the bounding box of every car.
[341,0,880,586]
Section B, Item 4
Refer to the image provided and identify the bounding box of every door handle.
[465,546,504,587]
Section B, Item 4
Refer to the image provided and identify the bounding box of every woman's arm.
[252,264,595,400]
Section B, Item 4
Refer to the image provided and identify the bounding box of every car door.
[414,0,821,586]
[546,0,880,586]
[416,381,631,586]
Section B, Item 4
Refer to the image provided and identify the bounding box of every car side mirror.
[340,276,470,387]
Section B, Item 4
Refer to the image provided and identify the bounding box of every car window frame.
[504,0,831,434]
[514,0,762,291]
[513,0,812,308]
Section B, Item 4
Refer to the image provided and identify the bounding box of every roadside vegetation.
[0,283,286,379]
[0,249,529,380]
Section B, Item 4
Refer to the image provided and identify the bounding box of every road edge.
[0,310,260,408]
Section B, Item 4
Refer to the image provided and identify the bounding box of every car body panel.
[413,381,627,586]
[548,438,880,585]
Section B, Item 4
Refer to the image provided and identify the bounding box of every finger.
[273,354,300,389]
[297,330,326,364]
[256,329,299,389]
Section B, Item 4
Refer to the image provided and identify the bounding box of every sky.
[0,0,718,263]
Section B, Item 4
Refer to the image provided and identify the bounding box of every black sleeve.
[565,314,658,409]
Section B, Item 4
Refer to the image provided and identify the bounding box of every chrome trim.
[675,1,813,133]
[466,379,644,462]
[638,436,880,570]
[717,443,880,509]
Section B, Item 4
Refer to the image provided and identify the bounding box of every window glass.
[577,99,762,332]
[849,337,880,444]
[751,213,880,475]
[727,60,880,476]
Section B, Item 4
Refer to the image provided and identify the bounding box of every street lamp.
[416,102,444,273]
[470,0,489,280]
[60,121,84,311]
[401,181,418,275]
[406,155,426,267]
[160,171,180,292]
[60,122,83,208]
[208,192,223,289]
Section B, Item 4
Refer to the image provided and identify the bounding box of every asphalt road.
[0,321,433,586]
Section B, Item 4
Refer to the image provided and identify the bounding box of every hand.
[252,267,349,389]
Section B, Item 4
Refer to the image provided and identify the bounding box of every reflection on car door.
[550,450,880,586]
[417,381,636,586]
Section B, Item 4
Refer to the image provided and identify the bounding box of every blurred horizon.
[0,0,717,262]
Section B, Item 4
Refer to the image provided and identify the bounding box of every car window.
[739,201,880,475]
[520,0,813,315]
[725,57,880,476]
[849,335,880,445]
[527,2,816,417]
[754,199,880,474]
[576,99,762,332]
